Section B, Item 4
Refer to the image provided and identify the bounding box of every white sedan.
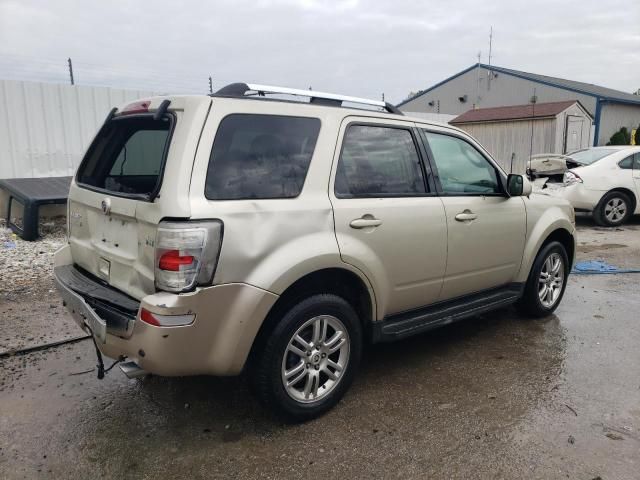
[543,146,640,227]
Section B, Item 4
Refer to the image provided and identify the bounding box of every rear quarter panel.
[576,154,636,193]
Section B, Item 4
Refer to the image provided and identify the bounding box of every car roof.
[587,146,640,151]
[206,93,462,132]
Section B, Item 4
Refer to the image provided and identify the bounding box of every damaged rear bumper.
[54,264,138,342]
[53,245,279,376]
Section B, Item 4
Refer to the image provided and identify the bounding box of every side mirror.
[507,174,532,197]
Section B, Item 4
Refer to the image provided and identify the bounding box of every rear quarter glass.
[76,114,174,200]
[204,114,321,200]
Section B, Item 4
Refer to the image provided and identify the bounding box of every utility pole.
[67,57,75,85]
[488,27,493,68]
[208,76,213,94]
[381,92,385,102]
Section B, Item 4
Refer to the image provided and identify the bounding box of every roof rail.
[214,83,403,115]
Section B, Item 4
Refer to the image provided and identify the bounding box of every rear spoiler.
[102,99,171,125]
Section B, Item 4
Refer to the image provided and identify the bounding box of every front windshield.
[568,148,619,165]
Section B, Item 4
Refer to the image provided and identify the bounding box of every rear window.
[76,115,172,198]
[205,114,320,200]
[567,148,619,165]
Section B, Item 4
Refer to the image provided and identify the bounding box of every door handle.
[455,211,478,222]
[350,217,383,229]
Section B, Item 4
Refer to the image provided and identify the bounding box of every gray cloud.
[0,0,638,103]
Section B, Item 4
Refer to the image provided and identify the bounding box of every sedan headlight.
[563,170,583,186]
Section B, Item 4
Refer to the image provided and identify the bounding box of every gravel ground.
[0,217,80,356]
[0,217,67,300]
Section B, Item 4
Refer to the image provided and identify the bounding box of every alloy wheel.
[538,252,564,308]
[281,315,350,404]
[604,197,627,224]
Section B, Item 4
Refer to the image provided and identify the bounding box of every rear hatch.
[67,96,211,300]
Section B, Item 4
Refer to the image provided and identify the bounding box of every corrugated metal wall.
[457,118,556,174]
[0,80,158,179]
[599,102,640,145]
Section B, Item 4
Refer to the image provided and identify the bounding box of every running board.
[119,361,147,379]
[372,283,524,343]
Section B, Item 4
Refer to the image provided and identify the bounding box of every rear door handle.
[350,217,383,229]
[455,211,478,222]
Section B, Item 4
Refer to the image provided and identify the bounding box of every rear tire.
[517,241,568,318]
[593,191,632,227]
[250,294,362,423]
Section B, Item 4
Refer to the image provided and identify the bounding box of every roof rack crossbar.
[214,83,402,115]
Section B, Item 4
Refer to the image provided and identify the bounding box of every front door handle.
[455,211,478,222]
[350,217,383,229]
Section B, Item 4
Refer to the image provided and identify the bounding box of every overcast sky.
[1,0,639,103]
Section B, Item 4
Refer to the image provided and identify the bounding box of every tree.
[404,89,426,102]
[607,127,631,145]
[635,124,640,145]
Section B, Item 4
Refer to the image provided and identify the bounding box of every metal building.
[449,101,592,173]
[398,64,640,146]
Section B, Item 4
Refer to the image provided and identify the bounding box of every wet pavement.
[1,218,639,479]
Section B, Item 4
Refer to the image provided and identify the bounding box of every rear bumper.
[54,264,138,342]
[53,245,279,376]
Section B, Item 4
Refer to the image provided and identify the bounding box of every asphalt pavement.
[1,217,639,479]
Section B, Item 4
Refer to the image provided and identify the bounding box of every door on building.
[564,115,584,153]
[420,129,527,301]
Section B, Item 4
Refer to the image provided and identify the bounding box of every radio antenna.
[528,88,537,174]
[488,27,493,68]
[487,27,494,89]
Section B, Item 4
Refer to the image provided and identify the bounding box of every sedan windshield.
[567,148,620,165]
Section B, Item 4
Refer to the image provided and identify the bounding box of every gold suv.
[54,84,576,421]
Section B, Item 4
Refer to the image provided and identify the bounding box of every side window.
[424,131,501,195]
[618,155,634,169]
[335,125,426,197]
[636,153,640,169]
[205,114,320,200]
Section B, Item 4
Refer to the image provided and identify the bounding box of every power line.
[0,53,219,93]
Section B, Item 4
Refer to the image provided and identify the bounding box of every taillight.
[158,250,195,271]
[563,170,583,186]
[154,220,223,293]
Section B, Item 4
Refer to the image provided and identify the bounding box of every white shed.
[449,100,592,174]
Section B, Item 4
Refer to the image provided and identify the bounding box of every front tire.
[594,191,632,227]
[250,294,362,422]
[517,241,568,318]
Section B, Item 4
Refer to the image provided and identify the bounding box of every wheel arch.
[601,187,637,213]
[540,228,576,271]
[247,267,376,366]
[517,216,576,284]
